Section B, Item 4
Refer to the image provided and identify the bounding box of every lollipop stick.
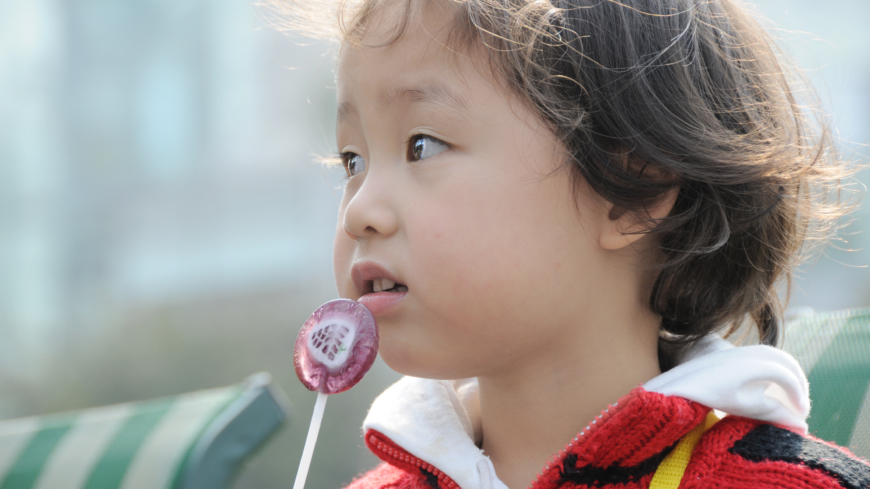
[293,392,329,489]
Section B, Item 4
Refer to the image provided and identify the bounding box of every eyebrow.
[337,83,471,124]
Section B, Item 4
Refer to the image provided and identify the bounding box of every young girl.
[267,0,869,487]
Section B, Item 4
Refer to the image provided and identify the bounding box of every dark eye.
[341,153,366,176]
[408,135,449,162]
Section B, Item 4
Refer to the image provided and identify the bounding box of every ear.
[598,187,679,251]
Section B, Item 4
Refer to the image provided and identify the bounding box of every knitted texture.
[345,388,870,489]
[649,411,720,489]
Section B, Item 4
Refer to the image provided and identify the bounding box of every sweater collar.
[361,337,810,489]
[363,377,493,489]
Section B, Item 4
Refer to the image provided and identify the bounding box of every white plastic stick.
[293,392,329,489]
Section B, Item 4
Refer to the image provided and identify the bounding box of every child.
[267,0,870,487]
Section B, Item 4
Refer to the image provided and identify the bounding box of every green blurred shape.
[82,399,173,489]
[0,373,287,489]
[0,419,74,489]
[785,308,870,458]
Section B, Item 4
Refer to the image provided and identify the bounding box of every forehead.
[335,1,489,120]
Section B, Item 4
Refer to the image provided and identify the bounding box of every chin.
[378,336,470,380]
[378,340,432,377]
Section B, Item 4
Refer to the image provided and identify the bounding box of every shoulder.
[684,415,870,489]
[344,462,437,489]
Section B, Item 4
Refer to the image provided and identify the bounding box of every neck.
[478,308,661,489]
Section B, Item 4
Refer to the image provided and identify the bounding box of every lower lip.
[357,291,408,316]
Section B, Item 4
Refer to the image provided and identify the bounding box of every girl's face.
[333,6,617,379]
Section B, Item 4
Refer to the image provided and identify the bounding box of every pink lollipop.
[294,298,378,394]
[292,299,378,489]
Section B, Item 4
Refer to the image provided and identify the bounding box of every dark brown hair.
[263,0,856,370]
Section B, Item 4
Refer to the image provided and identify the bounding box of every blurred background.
[0,0,867,487]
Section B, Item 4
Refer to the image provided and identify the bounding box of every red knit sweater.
[344,388,870,489]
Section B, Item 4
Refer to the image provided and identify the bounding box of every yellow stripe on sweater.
[649,411,720,489]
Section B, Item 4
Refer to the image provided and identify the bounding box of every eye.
[408,134,449,162]
[341,152,366,176]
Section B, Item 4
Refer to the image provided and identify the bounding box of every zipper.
[366,429,461,489]
[527,395,629,488]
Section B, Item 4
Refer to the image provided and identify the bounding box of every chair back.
[783,308,870,459]
[0,372,288,489]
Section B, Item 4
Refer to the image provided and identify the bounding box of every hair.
[262,0,857,370]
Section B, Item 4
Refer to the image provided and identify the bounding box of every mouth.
[367,278,409,294]
[352,261,408,297]
[351,261,409,315]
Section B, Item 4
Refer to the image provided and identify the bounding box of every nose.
[342,171,399,241]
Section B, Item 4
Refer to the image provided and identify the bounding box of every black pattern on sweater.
[558,443,675,487]
[729,424,870,489]
[419,468,440,489]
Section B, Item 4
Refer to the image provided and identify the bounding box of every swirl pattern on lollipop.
[294,299,379,394]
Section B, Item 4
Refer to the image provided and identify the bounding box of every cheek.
[403,169,590,348]
[400,205,539,375]
[332,208,355,298]
[404,185,522,319]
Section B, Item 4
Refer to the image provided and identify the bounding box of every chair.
[0,372,288,489]
[783,308,870,459]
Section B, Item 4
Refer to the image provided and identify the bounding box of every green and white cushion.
[783,308,870,459]
[0,372,288,489]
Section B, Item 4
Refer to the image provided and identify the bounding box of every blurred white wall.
[0,0,341,357]
[751,0,870,310]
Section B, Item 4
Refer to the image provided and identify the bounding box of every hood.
[642,335,810,432]
[361,337,810,489]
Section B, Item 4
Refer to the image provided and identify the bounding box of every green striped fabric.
[783,308,870,460]
[0,373,288,489]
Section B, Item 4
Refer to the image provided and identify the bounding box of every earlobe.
[599,187,679,251]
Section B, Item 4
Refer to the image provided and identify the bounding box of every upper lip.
[351,261,406,296]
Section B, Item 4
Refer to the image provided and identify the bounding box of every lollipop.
[292,299,378,489]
